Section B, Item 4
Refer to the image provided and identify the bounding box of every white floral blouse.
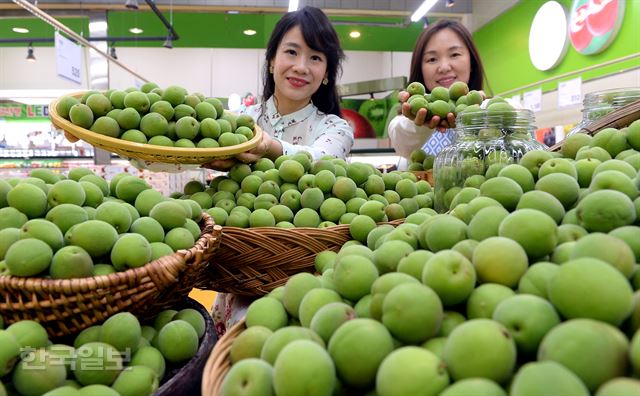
[243,96,354,160]
[212,97,354,336]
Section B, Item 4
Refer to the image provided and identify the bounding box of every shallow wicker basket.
[204,220,403,296]
[49,93,263,167]
[156,297,217,396]
[0,213,223,338]
[202,318,245,396]
[547,98,640,152]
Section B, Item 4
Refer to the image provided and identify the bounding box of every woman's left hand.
[202,132,279,170]
[202,158,238,171]
[428,112,457,131]
[235,132,272,163]
[63,131,79,143]
[235,132,281,163]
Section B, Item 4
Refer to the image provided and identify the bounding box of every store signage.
[523,89,543,112]
[558,77,582,108]
[55,31,82,84]
[568,0,625,55]
[528,2,569,71]
[0,104,49,119]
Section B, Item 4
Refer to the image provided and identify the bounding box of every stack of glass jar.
[433,108,545,212]
[568,88,640,136]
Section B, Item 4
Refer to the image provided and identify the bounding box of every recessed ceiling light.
[349,31,361,38]
[243,29,257,36]
[13,27,29,34]
[129,27,144,34]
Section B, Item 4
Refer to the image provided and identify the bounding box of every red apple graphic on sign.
[586,0,618,36]
[569,2,593,52]
[341,108,375,138]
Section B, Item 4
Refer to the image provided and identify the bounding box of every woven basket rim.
[219,218,405,232]
[202,219,405,296]
[202,318,245,395]
[156,297,217,395]
[0,213,222,292]
[49,92,263,164]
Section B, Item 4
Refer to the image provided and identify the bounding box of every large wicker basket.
[49,93,263,167]
[201,319,245,396]
[205,220,403,296]
[0,213,223,338]
[156,297,217,396]
[547,98,640,152]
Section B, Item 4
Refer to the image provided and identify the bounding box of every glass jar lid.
[455,108,536,138]
[583,87,640,110]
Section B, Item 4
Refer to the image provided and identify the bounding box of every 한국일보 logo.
[569,0,625,55]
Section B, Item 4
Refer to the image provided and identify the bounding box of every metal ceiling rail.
[4,0,178,46]
[12,0,149,83]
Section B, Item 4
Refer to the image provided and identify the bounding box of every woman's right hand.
[399,90,429,127]
[399,90,453,131]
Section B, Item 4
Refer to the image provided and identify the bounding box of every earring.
[322,77,329,85]
[269,65,274,74]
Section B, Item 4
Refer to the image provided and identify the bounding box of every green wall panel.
[473,0,640,96]
[106,11,423,51]
[0,11,423,52]
[0,17,89,46]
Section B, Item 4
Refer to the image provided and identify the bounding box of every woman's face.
[421,28,471,92]
[271,25,328,113]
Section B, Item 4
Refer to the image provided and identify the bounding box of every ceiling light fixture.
[129,27,143,34]
[349,31,361,38]
[163,34,173,49]
[411,0,438,22]
[125,0,139,10]
[109,43,118,59]
[446,0,455,8]
[243,29,257,36]
[26,43,36,62]
[288,0,299,12]
[12,27,29,34]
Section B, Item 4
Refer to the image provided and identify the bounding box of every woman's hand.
[202,132,282,170]
[427,112,457,131]
[63,131,79,143]
[235,132,273,164]
[236,132,282,163]
[202,158,238,171]
[399,90,455,131]
[399,91,429,127]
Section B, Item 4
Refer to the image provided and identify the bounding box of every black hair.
[409,19,490,95]
[262,6,345,116]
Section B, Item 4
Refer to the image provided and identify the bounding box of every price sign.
[55,31,82,84]
[523,89,542,112]
[558,77,582,108]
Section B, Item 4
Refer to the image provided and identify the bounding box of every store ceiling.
[2,0,473,17]
[0,0,520,38]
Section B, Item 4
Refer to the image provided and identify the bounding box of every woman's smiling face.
[271,25,328,114]
[421,27,471,92]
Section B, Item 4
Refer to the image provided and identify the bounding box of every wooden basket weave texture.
[0,214,222,338]
[201,319,245,396]
[205,220,403,296]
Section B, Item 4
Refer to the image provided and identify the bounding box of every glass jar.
[568,88,640,136]
[433,108,544,212]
